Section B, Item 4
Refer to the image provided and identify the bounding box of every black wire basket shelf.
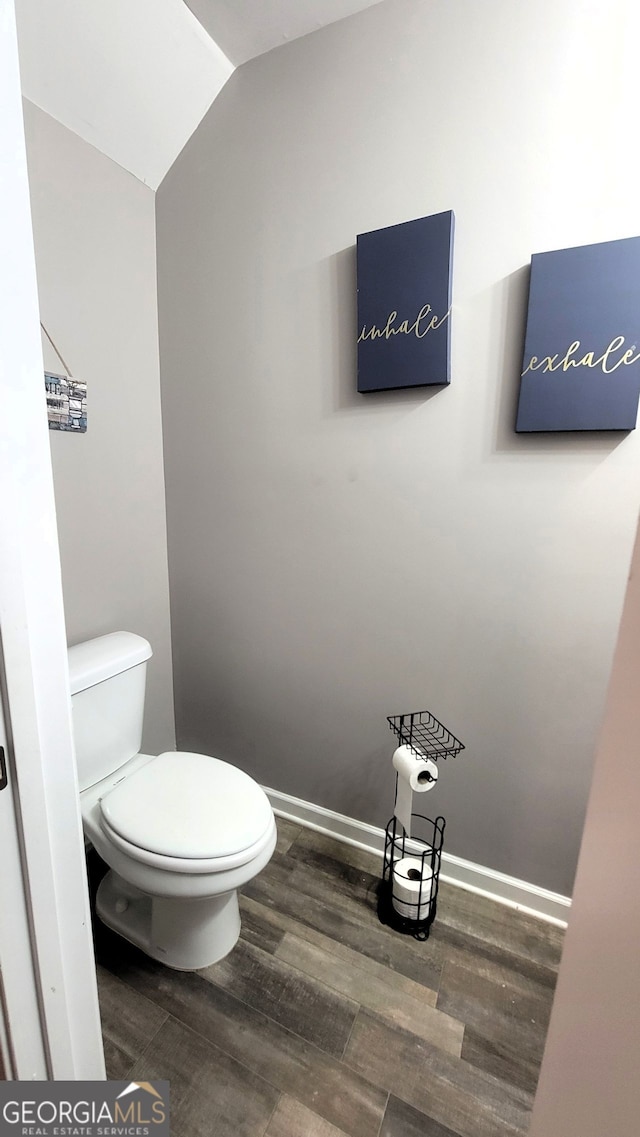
[387,709,465,762]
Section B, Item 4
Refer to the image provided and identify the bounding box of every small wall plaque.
[357,210,454,393]
[516,235,640,432]
[45,371,87,432]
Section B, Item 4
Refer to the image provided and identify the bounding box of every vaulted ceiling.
[16,0,384,190]
[185,0,384,65]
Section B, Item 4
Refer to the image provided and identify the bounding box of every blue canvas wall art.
[516,235,640,432]
[357,211,454,393]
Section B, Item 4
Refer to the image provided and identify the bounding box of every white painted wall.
[23,101,176,756]
[15,0,233,188]
[157,0,640,896]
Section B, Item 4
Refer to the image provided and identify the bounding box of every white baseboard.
[263,786,570,928]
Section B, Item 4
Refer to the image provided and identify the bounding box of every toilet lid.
[99,752,273,860]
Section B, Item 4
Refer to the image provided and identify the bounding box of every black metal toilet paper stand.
[378,709,464,941]
[379,812,446,940]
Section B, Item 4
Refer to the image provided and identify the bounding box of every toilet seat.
[99,751,274,873]
[99,812,276,874]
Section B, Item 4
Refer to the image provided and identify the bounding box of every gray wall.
[24,100,175,756]
[156,0,640,895]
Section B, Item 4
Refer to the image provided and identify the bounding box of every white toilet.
[69,630,277,971]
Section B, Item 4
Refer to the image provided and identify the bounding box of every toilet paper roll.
[392,856,435,922]
[392,746,438,836]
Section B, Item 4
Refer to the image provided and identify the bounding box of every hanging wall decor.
[357,210,454,393]
[41,322,87,432]
[44,372,87,432]
[516,235,640,432]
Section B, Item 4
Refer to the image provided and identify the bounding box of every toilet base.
[96,871,241,970]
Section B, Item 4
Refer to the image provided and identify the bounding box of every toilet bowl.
[70,632,276,970]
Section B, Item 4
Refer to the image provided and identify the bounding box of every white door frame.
[0,0,104,1080]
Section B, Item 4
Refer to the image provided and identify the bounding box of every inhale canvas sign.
[356,211,454,393]
[516,235,640,432]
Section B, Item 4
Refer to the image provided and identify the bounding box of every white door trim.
[0,0,104,1080]
[0,699,48,1080]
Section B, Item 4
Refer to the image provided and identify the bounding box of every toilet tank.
[68,632,152,792]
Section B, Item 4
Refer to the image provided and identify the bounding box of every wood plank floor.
[92,819,564,1137]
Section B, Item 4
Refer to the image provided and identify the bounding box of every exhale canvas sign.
[516,235,640,431]
[356,211,454,392]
